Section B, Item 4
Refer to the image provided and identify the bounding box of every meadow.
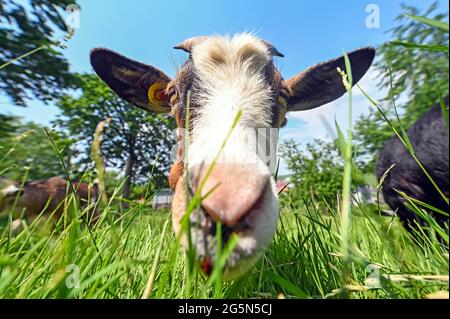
[0,180,448,299]
[0,3,448,300]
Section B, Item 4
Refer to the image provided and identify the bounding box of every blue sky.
[1,0,448,174]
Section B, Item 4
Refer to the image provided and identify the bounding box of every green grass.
[0,11,448,300]
[0,194,447,299]
[0,51,448,301]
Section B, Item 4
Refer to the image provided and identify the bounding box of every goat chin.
[171,175,279,280]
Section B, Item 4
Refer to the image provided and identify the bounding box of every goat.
[376,96,449,235]
[90,33,375,279]
[0,176,99,223]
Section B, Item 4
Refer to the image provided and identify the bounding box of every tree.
[55,74,176,199]
[0,113,19,139]
[354,2,449,172]
[281,139,347,210]
[0,0,79,106]
[0,115,73,180]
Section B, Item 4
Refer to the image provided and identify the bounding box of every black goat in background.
[376,96,449,236]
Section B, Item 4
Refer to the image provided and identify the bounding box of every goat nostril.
[201,255,214,275]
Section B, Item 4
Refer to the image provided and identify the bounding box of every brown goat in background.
[0,176,99,223]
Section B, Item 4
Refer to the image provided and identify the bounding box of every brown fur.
[0,176,99,222]
[89,35,375,279]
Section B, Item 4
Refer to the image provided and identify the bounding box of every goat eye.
[277,87,290,108]
[165,82,179,106]
[277,95,288,108]
[169,90,179,105]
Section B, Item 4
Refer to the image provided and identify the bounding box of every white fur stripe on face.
[188,33,277,171]
[1,184,21,196]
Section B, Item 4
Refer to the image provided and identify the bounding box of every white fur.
[180,34,281,279]
[1,184,20,196]
[188,33,278,172]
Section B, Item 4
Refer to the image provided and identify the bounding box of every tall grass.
[0,77,448,298]
[336,52,355,297]
[0,13,448,300]
[0,189,447,298]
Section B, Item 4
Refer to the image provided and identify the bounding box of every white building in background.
[352,185,378,205]
[151,188,173,209]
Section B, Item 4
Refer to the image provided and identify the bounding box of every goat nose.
[190,164,270,227]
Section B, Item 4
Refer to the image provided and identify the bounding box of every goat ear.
[90,48,172,113]
[286,47,375,112]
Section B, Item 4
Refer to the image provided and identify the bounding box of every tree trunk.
[123,148,135,200]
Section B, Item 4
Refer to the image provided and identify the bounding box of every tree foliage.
[281,139,346,209]
[354,2,449,172]
[0,0,79,106]
[0,115,73,180]
[0,113,18,139]
[55,74,176,198]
